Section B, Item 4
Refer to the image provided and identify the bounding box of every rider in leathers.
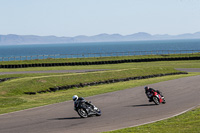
[144,86,163,102]
[72,95,97,112]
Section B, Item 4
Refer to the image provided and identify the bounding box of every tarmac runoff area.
[176,68,200,72]
[0,68,199,75]
[0,69,110,75]
[0,68,199,133]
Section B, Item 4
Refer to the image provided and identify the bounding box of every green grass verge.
[0,67,179,96]
[103,106,200,133]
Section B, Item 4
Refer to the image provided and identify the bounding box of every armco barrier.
[0,56,200,69]
[24,72,188,95]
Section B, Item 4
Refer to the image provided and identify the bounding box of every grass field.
[0,67,180,96]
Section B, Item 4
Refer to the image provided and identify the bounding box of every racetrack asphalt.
[0,69,109,75]
[176,68,200,72]
[0,69,200,133]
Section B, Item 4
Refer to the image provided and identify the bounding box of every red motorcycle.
[147,91,166,105]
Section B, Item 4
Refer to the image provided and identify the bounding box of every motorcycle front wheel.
[153,96,160,105]
[77,108,88,118]
[95,108,101,116]
[162,98,166,104]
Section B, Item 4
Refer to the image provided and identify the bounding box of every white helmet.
[72,95,78,101]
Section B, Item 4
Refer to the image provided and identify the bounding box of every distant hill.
[0,32,200,45]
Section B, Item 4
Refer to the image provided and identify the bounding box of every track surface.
[0,70,200,133]
[176,68,200,72]
[0,69,109,75]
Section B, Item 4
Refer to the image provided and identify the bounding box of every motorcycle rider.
[144,86,164,102]
[72,95,97,112]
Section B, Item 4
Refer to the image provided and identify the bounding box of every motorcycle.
[147,91,166,105]
[75,101,101,118]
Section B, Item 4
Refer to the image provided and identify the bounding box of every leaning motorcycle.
[147,91,166,105]
[75,101,101,118]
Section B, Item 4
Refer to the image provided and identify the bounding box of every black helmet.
[144,86,149,91]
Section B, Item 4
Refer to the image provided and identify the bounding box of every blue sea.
[0,39,200,61]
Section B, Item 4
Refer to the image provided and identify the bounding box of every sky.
[0,0,200,37]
